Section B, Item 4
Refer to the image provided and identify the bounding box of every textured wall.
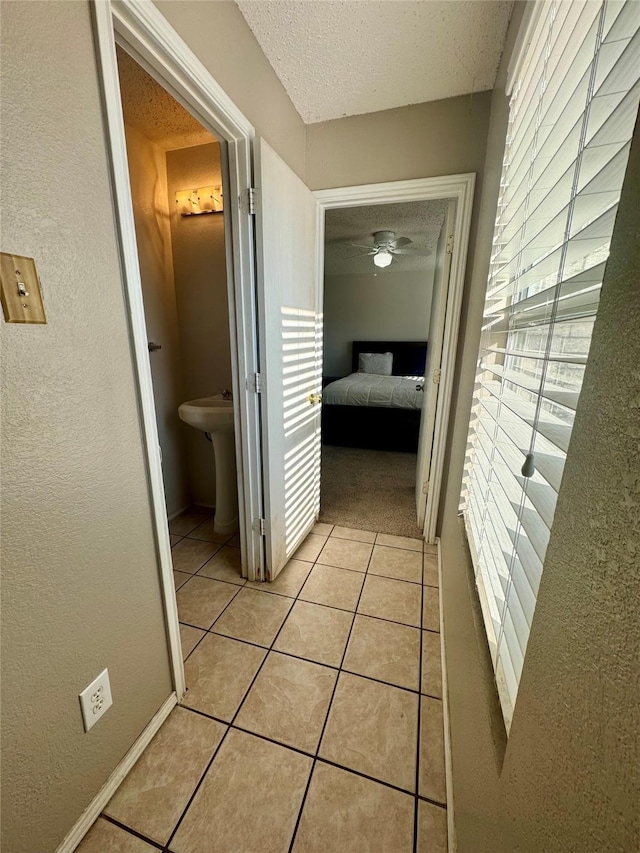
[154,0,306,179]
[440,2,640,850]
[0,3,173,852]
[306,92,492,190]
[236,0,512,123]
[306,87,492,545]
[323,270,434,376]
[124,125,189,516]
[167,143,232,508]
[494,116,640,852]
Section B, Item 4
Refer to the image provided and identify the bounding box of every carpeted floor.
[319,445,423,538]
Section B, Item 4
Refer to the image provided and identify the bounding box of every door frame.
[92,0,264,699]
[416,198,457,527]
[314,174,475,543]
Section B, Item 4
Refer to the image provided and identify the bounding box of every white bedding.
[323,372,425,410]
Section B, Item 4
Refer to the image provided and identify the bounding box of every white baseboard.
[56,693,177,853]
[167,503,191,521]
[167,502,215,521]
[437,539,457,853]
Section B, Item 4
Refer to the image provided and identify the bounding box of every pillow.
[358,352,393,376]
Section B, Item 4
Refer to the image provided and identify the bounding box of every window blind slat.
[504,580,530,659]
[505,260,604,314]
[480,393,573,453]
[480,363,581,410]
[517,476,558,529]
[488,346,588,365]
[464,0,639,722]
[477,418,550,537]
[595,27,640,98]
[477,406,566,495]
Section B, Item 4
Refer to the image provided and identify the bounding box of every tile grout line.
[181,704,439,804]
[178,544,326,853]
[105,532,245,847]
[182,617,436,697]
[172,545,225,578]
[122,518,432,851]
[413,548,426,853]
[177,540,432,615]
[286,538,376,853]
[177,582,245,677]
[101,814,164,850]
[180,586,433,633]
[162,724,233,851]
[163,541,324,847]
[418,794,448,809]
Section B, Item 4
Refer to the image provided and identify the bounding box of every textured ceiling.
[324,200,448,275]
[236,0,513,124]
[116,46,217,150]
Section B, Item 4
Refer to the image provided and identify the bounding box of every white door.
[254,139,322,580]
[416,199,456,525]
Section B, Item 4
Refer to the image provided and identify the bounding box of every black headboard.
[351,341,427,376]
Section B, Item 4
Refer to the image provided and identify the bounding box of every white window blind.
[461,0,640,726]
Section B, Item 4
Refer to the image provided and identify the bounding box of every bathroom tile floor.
[78,508,447,853]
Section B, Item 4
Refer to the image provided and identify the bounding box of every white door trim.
[91,0,265,700]
[314,174,475,543]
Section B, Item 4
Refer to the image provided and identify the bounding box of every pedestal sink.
[178,394,239,534]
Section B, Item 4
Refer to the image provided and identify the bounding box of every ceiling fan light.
[374,249,392,268]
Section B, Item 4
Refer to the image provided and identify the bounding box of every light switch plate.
[0,252,47,324]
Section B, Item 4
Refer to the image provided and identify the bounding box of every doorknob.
[148,341,162,352]
[308,393,322,405]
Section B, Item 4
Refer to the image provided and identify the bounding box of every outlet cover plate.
[79,668,113,732]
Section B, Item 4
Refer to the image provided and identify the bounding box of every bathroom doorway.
[115,48,245,576]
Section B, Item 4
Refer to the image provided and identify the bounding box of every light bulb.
[373,249,392,268]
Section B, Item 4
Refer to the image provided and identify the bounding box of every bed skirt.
[321,404,421,453]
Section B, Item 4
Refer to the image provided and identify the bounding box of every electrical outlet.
[79,668,113,732]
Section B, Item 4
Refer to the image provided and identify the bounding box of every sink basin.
[178,394,234,435]
[178,394,238,534]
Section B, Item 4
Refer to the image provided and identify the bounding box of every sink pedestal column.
[211,431,239,534]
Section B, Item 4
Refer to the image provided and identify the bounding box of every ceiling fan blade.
[391,236,412,247]
[343,251,376,259]
[349,242,376,249]
[392,248,432,256]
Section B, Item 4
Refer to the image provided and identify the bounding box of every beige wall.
[323,269,434,376]
[0,4,174,852]
[124,125,189,517]
[166,142,232,507]
[438,3,640,851]
[306,91,492,190]
[1,1,307,850]
[306,89,493,542]
[444,116,640,853]
[153,0,306,179]
[10,0,637,850]
[491,121,640,851]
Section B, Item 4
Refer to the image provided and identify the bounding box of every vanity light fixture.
[175,185,223,216]
[373,249,393,268]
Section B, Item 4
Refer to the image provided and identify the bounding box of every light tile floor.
[78,509,447,853]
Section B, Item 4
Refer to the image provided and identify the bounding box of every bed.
[321,340,427,452]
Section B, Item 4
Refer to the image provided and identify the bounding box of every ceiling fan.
[347,230,431,268]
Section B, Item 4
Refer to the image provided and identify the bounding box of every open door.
[254,139,322,580]
[416,199,456,526]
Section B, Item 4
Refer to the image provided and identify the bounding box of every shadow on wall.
[167,142,232,511]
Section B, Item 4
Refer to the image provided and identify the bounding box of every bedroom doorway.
[314,176,474,543]
[319,201,445,537]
